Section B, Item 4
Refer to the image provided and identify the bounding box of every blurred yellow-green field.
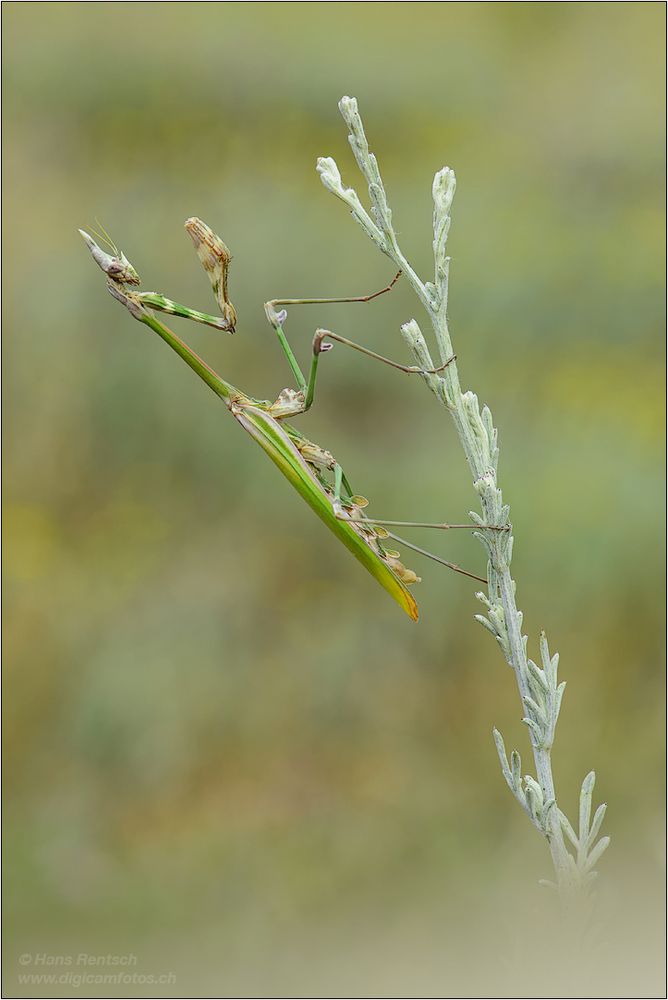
[3,3,665,996]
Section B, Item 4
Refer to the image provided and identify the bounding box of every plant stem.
[317,95,608,897]
[409,256,574,890]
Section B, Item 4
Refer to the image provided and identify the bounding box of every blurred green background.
[3,3,665,996]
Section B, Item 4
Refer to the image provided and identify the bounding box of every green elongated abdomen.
[233,405,419,621]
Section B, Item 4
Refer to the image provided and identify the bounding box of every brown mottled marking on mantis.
[184,217,237,332]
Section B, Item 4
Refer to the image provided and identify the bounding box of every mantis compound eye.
[108,258,140,285]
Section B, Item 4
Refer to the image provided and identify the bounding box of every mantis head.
[79,227,141,286]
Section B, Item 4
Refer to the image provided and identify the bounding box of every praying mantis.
[80,218,508,621]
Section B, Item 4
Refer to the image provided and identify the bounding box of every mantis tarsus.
[80,218,509,620]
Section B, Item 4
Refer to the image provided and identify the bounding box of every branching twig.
[317,96,608,899]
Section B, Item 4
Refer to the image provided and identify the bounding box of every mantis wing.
[232,404,419,622]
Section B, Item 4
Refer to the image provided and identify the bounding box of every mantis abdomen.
[232,403,419,621]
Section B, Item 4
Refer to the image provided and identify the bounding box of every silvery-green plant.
[318,96,608,898]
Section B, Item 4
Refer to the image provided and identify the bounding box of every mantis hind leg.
[312,330,455,378]
[302,327,455,413]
